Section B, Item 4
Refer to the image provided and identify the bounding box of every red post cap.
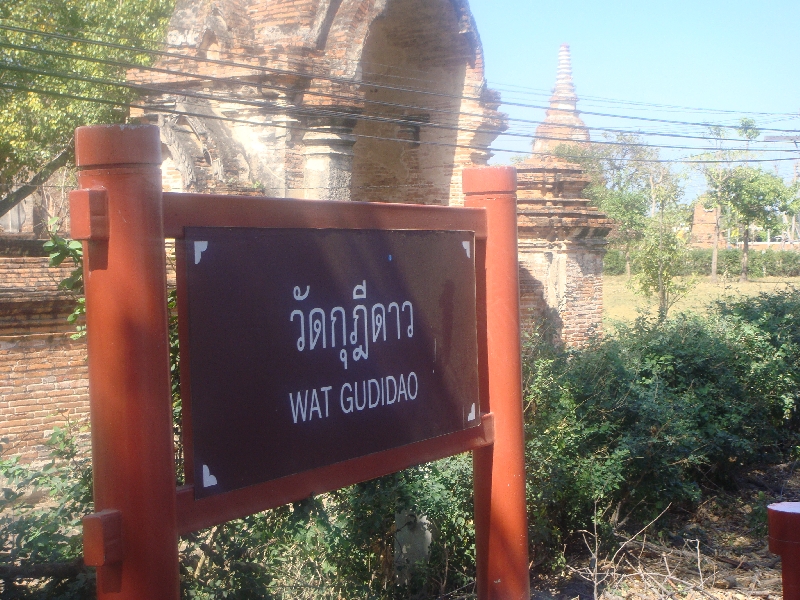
[769,503,800,600]
[462,166,517,195]
[768,502,800,544]
[75,124,162,168]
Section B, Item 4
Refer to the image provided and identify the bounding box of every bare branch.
[0,557,85,579]
[0,140,74,219]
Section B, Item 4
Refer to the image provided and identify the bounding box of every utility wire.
[3,39,799,150]
[5,59,798,156]
[3,22,800,134]
[494,83,799,118]
[2,15,795,123]
[2,81,797,165]
[6,15,791,122]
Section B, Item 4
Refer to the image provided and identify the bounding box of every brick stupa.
[515,44,612,347]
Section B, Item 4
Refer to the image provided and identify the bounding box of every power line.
[3,37,800,152]
[3,81,798,166]
[493,83,799,118]
[5,58,799,157]
[4,22,800,135]
[3,15,794,125]
[12,15,790,123]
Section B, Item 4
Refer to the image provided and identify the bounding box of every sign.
[184,227,480,499]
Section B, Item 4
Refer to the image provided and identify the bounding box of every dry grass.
[603,275,800,324]
[531,462,798,599]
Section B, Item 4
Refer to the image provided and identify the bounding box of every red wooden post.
[463,167,530,599]
[768,502,800,600]
[72,125,179,599]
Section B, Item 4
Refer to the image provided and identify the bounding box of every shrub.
[603,249,627,275]
[0,422,95,599]
[604,248,800,278]
[523,289,800,566]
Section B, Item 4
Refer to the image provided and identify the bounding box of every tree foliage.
[707,165,799,280]
[555,134,690,317]
[0,0,174,216]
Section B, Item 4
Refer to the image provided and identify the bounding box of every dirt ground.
[530,462,799,599]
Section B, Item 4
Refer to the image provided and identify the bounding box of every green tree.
[708,165,798,281]
[555,134,690,316]
[555,133,656,276]
[630,162,691,321]
[698,117,763,281]
[0,0,174,221]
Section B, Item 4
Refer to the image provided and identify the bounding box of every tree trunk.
[649,173,657,218]
[740,226,749,282]
[710,207,719,282]
[0,142,74,219]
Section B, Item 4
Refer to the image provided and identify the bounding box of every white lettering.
[385,375,397,404]
[355,380,366,411]
[321,386,332,418]
[340,383,353,413]
[408,372,418,400]
[309,388,323,420]
[289,390,308,423]
[398,374,408,402]
[368,379,380,408]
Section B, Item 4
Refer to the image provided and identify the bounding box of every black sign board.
[184,227,480,499]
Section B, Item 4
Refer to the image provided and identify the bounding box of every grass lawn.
[603,274,800,324]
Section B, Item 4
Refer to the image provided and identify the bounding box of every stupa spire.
[529,43,589,159]
[553,43,576,101]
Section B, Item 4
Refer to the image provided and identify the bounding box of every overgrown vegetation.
[0,0,174,217]
[4,226,800,595]
[0,421,94,598]
[4,287,799,595]
[523,287,800,567]
[605,247,800,278]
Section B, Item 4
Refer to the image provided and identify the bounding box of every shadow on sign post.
[71,124,529,600]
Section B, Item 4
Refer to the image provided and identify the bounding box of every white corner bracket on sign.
[194,241,209,265]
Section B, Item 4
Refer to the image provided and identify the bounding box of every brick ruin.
[2,9,609,460]
[126,0,505,204]
[689,203,721,248]
[515,45,611,346]
[0,238,89,460]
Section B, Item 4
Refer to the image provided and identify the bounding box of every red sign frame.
[72,124,529,600]
[166,194,494,532]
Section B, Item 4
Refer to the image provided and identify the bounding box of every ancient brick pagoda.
[126,0,506,205]
[516,45,612,346]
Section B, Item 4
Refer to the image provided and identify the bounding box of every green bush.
[603,249,627,275]
[604,248,800,278]
[523,289,800,566]
[1,426,476,599]
[8,231,799,591]
[177,458,476,599]
[0,423,95,599]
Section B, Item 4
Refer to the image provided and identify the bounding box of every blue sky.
[467,0,800,196]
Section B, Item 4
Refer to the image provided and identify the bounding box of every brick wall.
[127,0,504,205]
[0,334,89,461]
[690,203,720,248]
[517,242,605,347]
[0,246,88,461]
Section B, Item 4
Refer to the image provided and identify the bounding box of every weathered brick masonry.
[515,46,611,346]
[0,237,89,461]
[127,0,505,203]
